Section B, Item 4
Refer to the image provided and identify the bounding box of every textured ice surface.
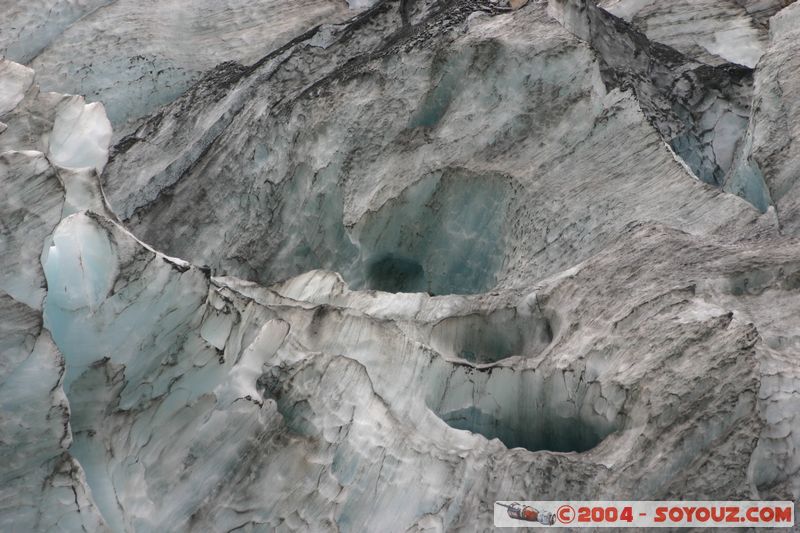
[599,0,769,67]
[0,66,109,531]
[2,0,800,530]
[0,298,107,532]
[1,0,353,129]
[0,151,62,309]
[0,0,113,64]
[105,1,769,295]
[550,0,756,191]
[725,2,800,229]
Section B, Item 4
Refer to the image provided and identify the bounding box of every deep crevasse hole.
[421,308,617,453]
[428,308,552,364]
[425,363,622,453]
[345,170,510,295]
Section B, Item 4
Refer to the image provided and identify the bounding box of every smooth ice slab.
[0,60,35,116]
[44,213,118,312]
[47,97,112,173]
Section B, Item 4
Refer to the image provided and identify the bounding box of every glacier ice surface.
[2,0,800,530]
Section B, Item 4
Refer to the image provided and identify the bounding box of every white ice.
[0,60,34,116]
[47,96,112,173]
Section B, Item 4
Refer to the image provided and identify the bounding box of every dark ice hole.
[365,254,426,293]
[441,407,604,453]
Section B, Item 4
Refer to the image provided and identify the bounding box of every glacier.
[1,0,800,531]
